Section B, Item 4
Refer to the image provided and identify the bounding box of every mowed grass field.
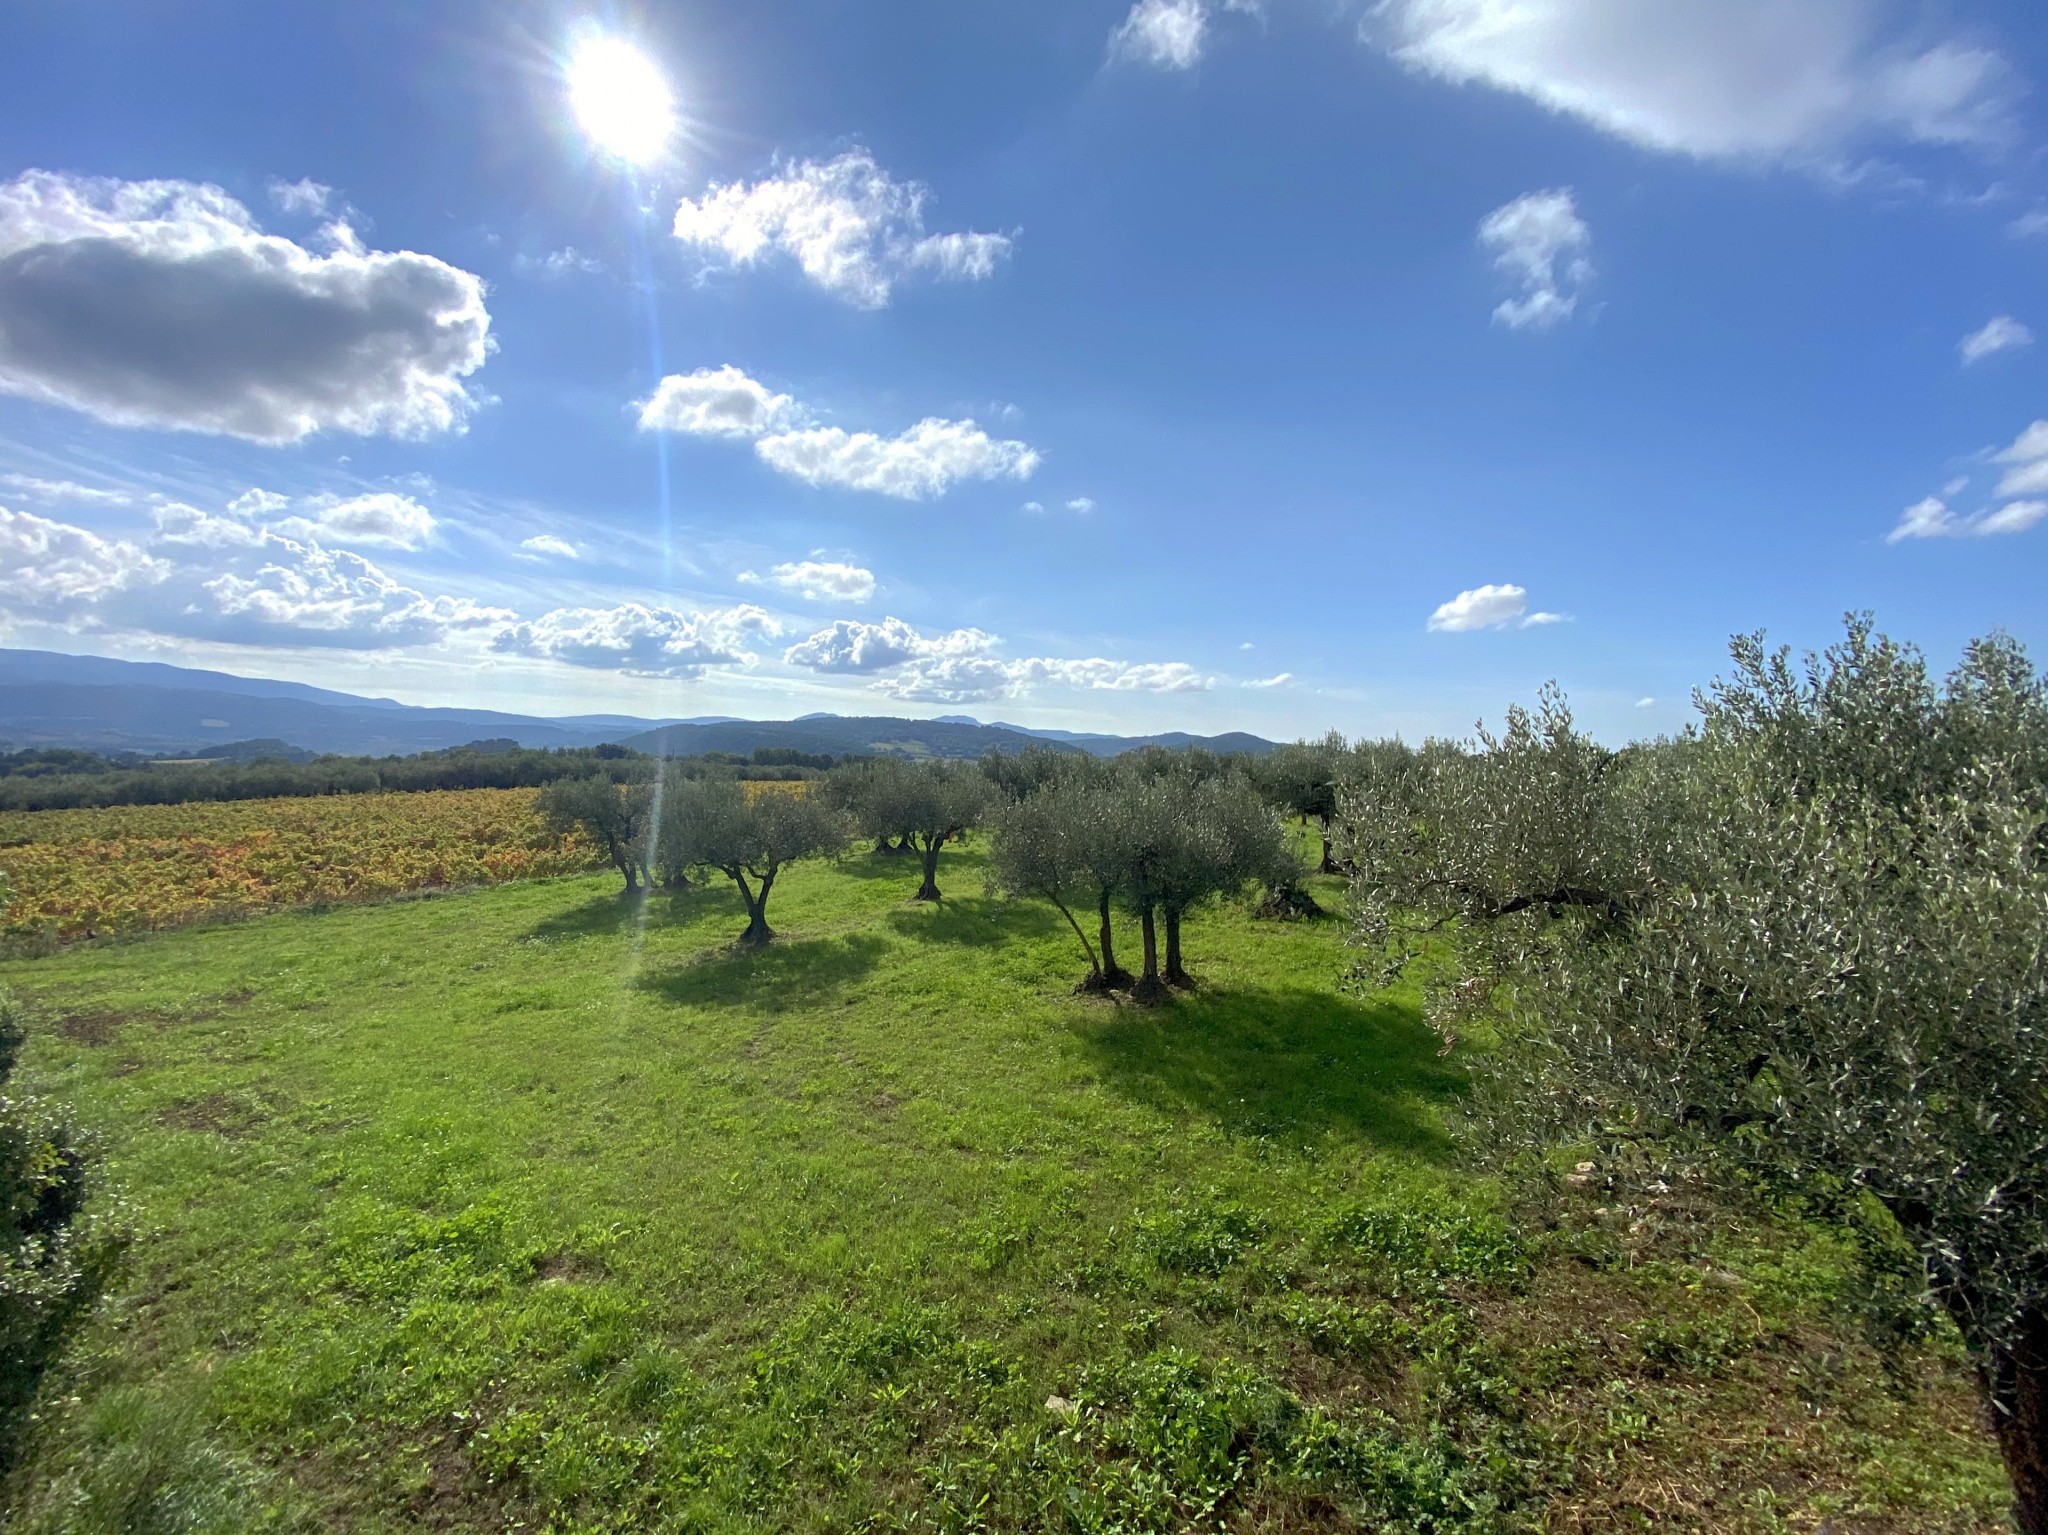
[0,834,2011,1533]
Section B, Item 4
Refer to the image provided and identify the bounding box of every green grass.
[0,845,2011,1532]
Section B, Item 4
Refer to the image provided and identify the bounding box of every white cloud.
[882,655,1209,703]
[494,603,777,678]
[639,366,1039,499]
[517,246,604,277]
[1246,672,1294,688]
[518,534,580,561]
[1478,189,1592,330]
[756,418,1039,500]
[784,615,1206,702]
[0,171,490,443]
[1065,496,1097,513]
[1111,0,1209,69]
[0,505,167,611]
[227,487,291,517]
[1886,471,2046,540]
[637,365,802,437]
[756,560,877,603]
[279,491,436,550]
[1367,0,2019,165]
[672,149,1012,309]
[266,177,334,216]
[0,473,132,506]
[784,616,993,674]
[201,543,503,646]
[1021,500,1045,514]
[150,499,268,548]
[1960,314,2033,365]
[1635,696,1656,707]
[1994,420,2048,499]
[1427,582,1563,631]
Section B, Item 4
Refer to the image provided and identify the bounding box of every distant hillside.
[0,649,1279,760]
[620,717,1279,761]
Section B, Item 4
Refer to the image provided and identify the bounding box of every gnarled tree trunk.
[1317,815,1338,876]
[1163,906,1192,988]
[733,867,776,945]
[1131,906,1169,1005]
[1098,888,1134,987]
[1972,1302,2048,1534]
[915,835,943,902]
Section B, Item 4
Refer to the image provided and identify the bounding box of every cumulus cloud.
[1960,315,2032,365]
[0,505,166,611]
[227,488,291,517]
[1111,0,1209,69]
[637,364,802,437]
[1366,0,2019,165]
[671,149,1012,308]
[201,543,503,646]
[1065,496,1097,513]
[1478,189,1592,330]
[751,560,877,603]
[494,603,778,678]
[518,534,580,561]
[883,655,1209,703]
[639,365,1040,499]
[755,418,1039,500]
[1427,583,1564,631]
[0,473,132,506]
[0,170,490,443]
[278,491,436,550]
[783,615,1206,702]
[784,616,992,674]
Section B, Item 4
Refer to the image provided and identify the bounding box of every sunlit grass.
[0,846,2008,1532]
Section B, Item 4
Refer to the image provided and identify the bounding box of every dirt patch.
[533,1251,605,1285]
[871,1090,902,1117]
[157,1092,268,1139]
[408,1434,514,1532]
[53,1008,134,1046]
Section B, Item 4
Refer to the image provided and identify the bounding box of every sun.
[566,35,675,166]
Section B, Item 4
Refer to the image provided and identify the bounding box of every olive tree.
[897,761,997,901]
[827,758,917,856]
[1255,732,1350,874]
[1346,618,2048,1530]
[0,986,124,1472]
[986,785,1111,990]
[658,779,851,944]
[536,774,655,892]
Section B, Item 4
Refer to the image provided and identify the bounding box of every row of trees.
[1342,617,2048,1531]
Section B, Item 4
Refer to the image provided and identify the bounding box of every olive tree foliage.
[827,759,918,856]
[0,986,125,1474]
[1117,769,1293,1001]
[986,783,1114,989]
[896,761,998,901]
[536,773,656,892]
[1254,732,1351,873]
[1344,618,2048,1529]
[656,777,851,944]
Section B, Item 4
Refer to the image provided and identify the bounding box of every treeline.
[0,742,834,813]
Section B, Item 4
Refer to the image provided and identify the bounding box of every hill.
[0,651,1279,759]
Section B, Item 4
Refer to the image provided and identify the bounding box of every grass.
[0,840,2012,1533]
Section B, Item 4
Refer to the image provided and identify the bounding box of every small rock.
[1045,1394,1079,1421]
[1574,1161,1597,1175]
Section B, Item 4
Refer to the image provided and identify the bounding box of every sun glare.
[566,35,675,166]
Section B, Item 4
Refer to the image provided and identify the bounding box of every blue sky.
[0,0,2043,741]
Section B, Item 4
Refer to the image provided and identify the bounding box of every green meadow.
[0,846,2008,1532]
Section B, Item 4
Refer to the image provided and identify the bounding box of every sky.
[0,0,2044,743]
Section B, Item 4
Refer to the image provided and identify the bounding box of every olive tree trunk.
[1317,815,1338,876]
[1988,1315,2048,1535]
[1163,907,1192,989]
[1131,906,1169,1005]
[732,867,776,945]
[1098,888,1134,987]
[914,836,943,902]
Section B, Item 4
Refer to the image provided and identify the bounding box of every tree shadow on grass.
[527,884,725,941]
[883,894,1062,950]
[640,932,889,1016]
[1077,985,1465,1154]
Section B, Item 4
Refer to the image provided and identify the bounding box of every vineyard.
[0,788,601,939]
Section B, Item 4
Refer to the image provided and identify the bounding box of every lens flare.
[567,36,675,165]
